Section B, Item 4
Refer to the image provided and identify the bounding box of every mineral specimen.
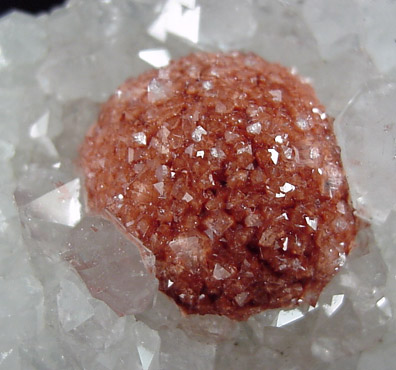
[80,51,357,320]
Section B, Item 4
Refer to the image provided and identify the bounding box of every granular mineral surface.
[80,51,357,320]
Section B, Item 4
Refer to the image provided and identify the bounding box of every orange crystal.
[80,52,357,320]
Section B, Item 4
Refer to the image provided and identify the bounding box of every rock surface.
[1,0,395,369]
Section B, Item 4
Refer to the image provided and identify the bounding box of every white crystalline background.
[0,0,396,368]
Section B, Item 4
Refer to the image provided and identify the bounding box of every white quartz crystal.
[139,48,171,68]
[68,217,158,316]
[335,80,396,224]
[149,0,201,44]
[159,327,216,369]
[2,0,396,369]
[276,308,305,327]
[134,321,161,370]
[179,314,237,343]
[22,178,82,227]
[302,0,359,59]
[199,0,257,49]
[57,279,94,332]
[0,12,47,68]
[358,0,396,74]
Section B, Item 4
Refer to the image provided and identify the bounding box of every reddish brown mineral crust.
[80,52,357,320]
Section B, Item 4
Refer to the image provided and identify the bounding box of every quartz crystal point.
[81,51,357,320]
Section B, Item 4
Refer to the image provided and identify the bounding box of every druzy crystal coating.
[81,51,357,320]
